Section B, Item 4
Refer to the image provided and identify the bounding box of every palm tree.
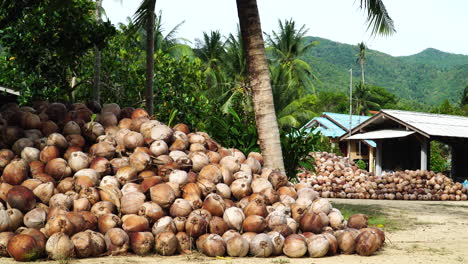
[133,0,157,115]
[356,42,367,84]
[138,11,192,58]
[92,0,103,104]
[220,28,252,115]
[267,19,318,96]
[236,0,285,172]
[195,31,228,94]
[353,82,380,115]
[235,0,395,172]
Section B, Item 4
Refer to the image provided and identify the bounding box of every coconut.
[45,233,75,260]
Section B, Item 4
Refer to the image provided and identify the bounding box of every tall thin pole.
[348,68,353,159]
[349,68,353,135]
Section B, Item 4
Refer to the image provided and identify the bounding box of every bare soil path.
[2,199,467,264]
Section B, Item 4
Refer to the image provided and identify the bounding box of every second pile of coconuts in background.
[299,152,467,201]
[0,101,384,261]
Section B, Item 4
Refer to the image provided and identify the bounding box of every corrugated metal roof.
[303,113,376,147]
[381,109,468,138]
[323,112,371,131]
[347,129,415,140]
[304,117,346,138]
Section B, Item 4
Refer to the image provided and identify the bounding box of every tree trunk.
[92,0,103,103]
[236,0,285,172]
[145,1,156,115]
[360,60,365,84]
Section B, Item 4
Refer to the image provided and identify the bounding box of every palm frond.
[131,0,156,32]
[359,0,396,36]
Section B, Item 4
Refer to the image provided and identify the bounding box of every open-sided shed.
[341,109,468,181]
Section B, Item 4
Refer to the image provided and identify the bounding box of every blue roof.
[303,117,346,138]
[303,112,376,148]
[322,112,372,131]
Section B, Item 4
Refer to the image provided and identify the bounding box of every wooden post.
[420,138,428,171]
[369,146,375,174]
[375,141,382,176]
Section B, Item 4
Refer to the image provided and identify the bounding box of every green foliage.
[430,141,450,173]
[356,159,367,170]
[353,82,397,115]
[267,19,318,113]
[315,91,349,113]
[208,106,259,155]
[302,36,468,106]
[0,0,115,102]
[430,99,464,116]
[279,128,338,181]
[75,23,211,130]
[280,128,319,181]
[461,86,468,106]
[277,94,318,129]
[152,53,211,130]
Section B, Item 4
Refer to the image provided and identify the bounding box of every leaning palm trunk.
[92,0,103,103]
[145,1,156,115]
[236,0,285,172]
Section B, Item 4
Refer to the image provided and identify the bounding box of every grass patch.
[271,258,290,264]
[332,203,403,231]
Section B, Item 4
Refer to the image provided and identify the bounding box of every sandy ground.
[2,199,467,264]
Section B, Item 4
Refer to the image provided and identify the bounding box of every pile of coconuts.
[298,152,468,201]
[0,102,385,261]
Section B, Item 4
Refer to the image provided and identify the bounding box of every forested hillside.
[302,37,468,105]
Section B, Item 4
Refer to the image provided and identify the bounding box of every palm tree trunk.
[145,1,156,115]
[236,0,285,172]
[92,0,103,103]
[360,60,365,84]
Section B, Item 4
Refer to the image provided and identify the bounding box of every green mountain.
[302,37,468,105]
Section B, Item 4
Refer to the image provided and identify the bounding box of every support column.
[420,138,428,171]
[369,146,375,174]
[375,141,382,176]
[347,141,351,159]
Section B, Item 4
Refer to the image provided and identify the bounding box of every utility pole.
[348,69,353,159]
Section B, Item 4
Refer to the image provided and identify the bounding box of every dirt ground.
[2,199,467,264]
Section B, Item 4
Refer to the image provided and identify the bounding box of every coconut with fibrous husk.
[3,159,29,185]
[23,208,47,229]
[45,232,75,260]
[7,186,36,213]
[185,214,208,238]
[199,234,226,257]
[121,191,146,215]
[249,233,273,257]
[170,199,192,217]
[282,234,307,258]
[129,231,154,255]
[98,214,121,234]
[0,232,14,257]
[348,214,368,229]
[122,214,149,232]
[307,234,329,258]
[7,234,42,261]
[155,231,177,256]
[104,228,129,255]
[150,184,176,208]
[355,228,382,256]
[138,202,165,223]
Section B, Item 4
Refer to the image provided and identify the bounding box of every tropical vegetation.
[1,0,466,176]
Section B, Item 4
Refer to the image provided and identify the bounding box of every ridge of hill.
[302,37,468,105]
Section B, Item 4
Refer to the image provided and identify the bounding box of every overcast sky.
[103,0,468,56]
